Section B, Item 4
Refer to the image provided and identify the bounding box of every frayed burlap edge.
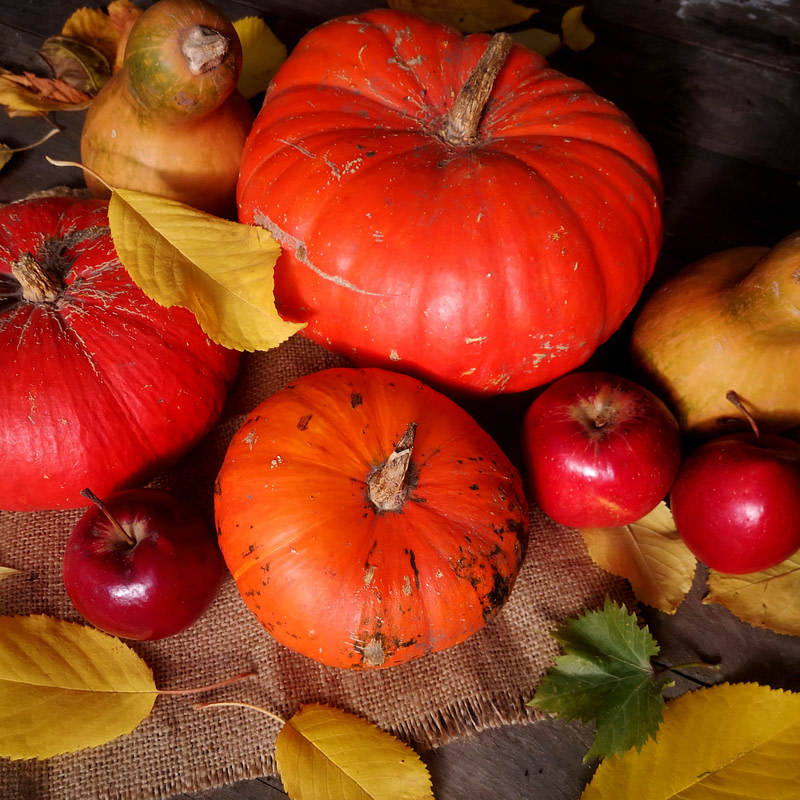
[0,336,635,800]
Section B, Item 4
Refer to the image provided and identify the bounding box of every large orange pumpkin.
[237,9,663,395]
[214,367,529,669]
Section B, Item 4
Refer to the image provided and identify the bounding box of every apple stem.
[725,390,760,439]
[80,487,136,547]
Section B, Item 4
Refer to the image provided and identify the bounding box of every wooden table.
[2,1,799,798]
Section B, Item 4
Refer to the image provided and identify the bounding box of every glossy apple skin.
[670,433,800,574]
[63,488,226,640]
[522,371,683,528]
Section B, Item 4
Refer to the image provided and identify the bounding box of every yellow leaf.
[0,615,157,760]
[233,16,287,99]
[561,5,595,52]
[0,144,12,171]
[108,189,303,352]
[704,552,800,636]
[581,682,800,799]
[60,6,120,70]
[276,704,434,800]
[386,0,537,33]
[581,502,697,614]
[512,27,563,58]
[0,566,20,581]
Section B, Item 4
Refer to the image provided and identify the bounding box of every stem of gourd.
[439,32,513,146]
[11,252,63,303]
[368,423,417,512]
[181,25,229,75]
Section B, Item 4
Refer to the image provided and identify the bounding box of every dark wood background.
[2,1,799,798]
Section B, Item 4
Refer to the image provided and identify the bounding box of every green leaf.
[528,598,672,761]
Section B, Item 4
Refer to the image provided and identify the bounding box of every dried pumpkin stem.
[439,32,513,146]
[181,25,229,75]
[11,252,63,303]
[368,423,418,512]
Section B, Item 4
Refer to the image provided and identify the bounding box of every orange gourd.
[214,367,529,669]
[80,0,254,218]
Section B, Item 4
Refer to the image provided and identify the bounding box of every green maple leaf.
[528,597,673,761]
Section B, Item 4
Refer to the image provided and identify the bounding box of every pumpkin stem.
[368,423,417,512]
[181,25,229,76]
[439,32,513,146]
[11,252,63,304]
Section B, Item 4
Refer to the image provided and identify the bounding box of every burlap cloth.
[0,335,634,800]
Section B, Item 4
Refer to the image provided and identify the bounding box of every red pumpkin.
[237,9,663,395]
[214,367,529,669]
[0,196,240,511]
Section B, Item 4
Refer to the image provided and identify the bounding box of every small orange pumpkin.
[80,0,253,218]
[214,367,529,669]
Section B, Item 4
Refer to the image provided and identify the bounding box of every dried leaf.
[234,17,287,100]
[0,566,21,582]
[60,5,121,70]
[386,0,537,33]
[0,128,60,172]
[108,188,303,352]
[0,615,157,760]
[512,27,562,57]
[581,503,697,614]
[581,682,800,799]
[704,552,800,636]
[528,598,672,761]
[276,704,434,800]
[561,5,595,52]
[38,35,111,94]
[0,69,92,116]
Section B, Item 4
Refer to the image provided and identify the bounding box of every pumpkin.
[80,0,254,218]
[214,367,529,669]
[237,9,663,395]
[0,196,240,512]
[630,229,800,438]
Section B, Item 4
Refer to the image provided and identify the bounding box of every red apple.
[63,487,226,640]
[522,371,682,528]
[670,432,800,574]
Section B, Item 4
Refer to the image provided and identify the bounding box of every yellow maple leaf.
[0,615,157,760]
[0,566,21,581]
[233,16,287,100]
[704,551,800,636]
[387,0,536,33]
[108,188,304,353]
[581,682,800,799]
[276,704,434,800]
[581,502,697,614]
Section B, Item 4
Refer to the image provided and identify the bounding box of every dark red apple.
[670,432,800,574]
[522,371,682,528]
[63,487,226,640]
